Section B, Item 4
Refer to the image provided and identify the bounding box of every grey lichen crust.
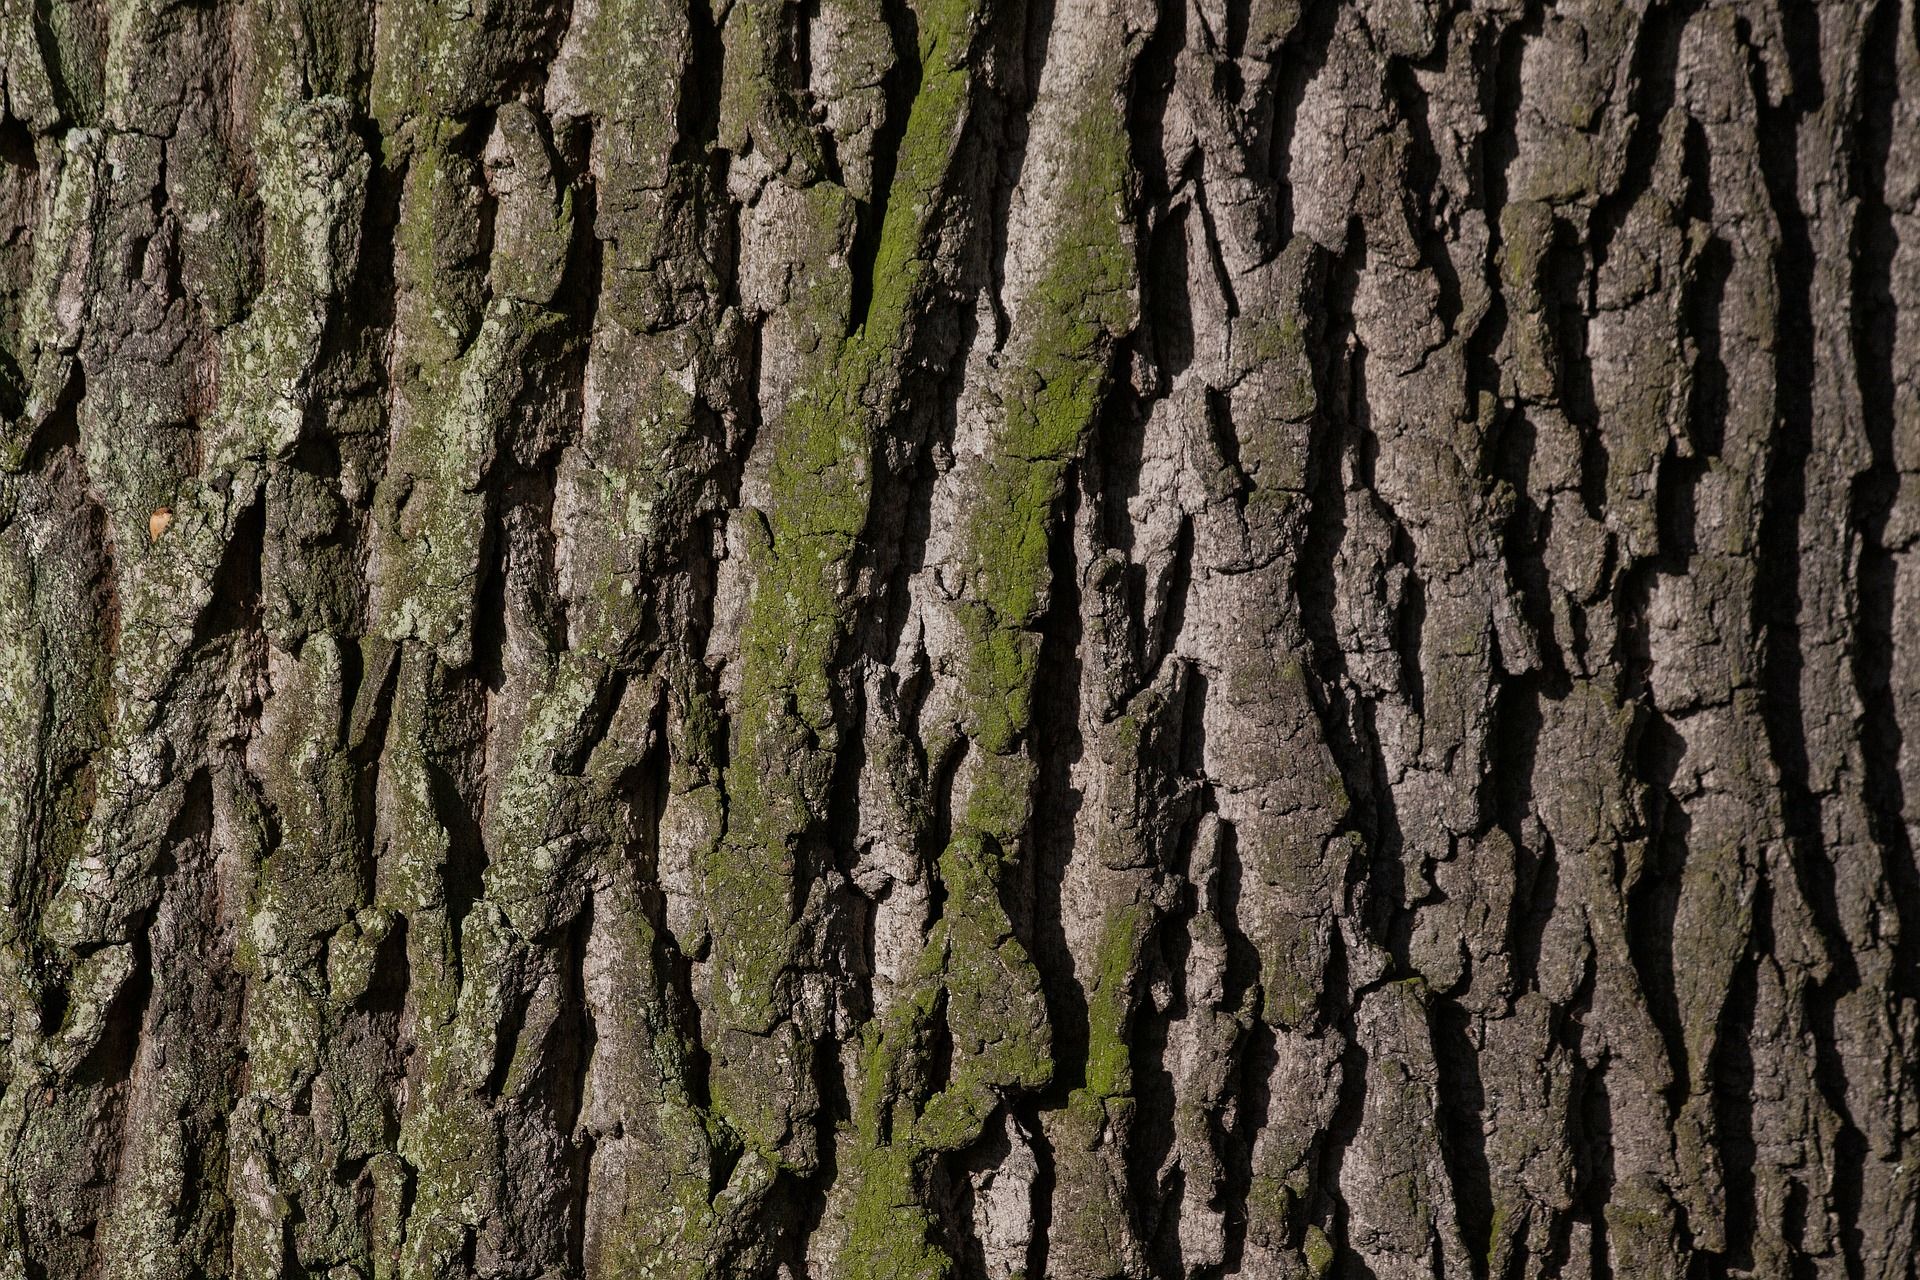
[0,1,1916,1278]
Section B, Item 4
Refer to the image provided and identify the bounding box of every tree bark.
[0,0,1915,1276]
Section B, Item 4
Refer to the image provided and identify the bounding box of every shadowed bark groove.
[0,1,1914,1277]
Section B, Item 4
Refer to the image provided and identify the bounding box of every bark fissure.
[0,1,1914,1278]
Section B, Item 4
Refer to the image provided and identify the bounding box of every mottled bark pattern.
[0,0,1914,1277]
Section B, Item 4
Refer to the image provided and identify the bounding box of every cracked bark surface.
[0,0,1917,1276]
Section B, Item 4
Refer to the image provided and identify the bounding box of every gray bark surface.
[0,0,1914,1276]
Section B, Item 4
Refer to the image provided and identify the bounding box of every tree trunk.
[0,0,1914,1276]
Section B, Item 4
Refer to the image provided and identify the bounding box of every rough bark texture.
[0,0,1916,1277]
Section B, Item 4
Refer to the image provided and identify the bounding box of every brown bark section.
[0,1,1914,1277]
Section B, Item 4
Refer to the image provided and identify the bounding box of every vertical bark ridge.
[0,1,1913,1278]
